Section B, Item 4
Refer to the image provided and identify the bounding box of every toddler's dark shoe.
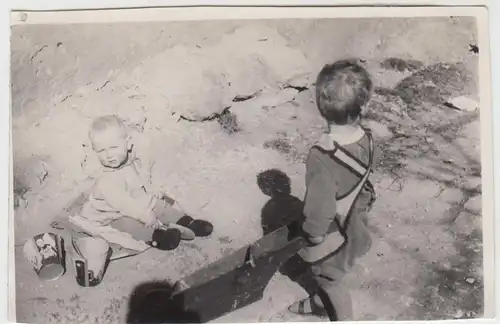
[176,215,214,237]
[150,228,181,251]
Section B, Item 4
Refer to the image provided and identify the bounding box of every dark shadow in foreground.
[127,281,202,323]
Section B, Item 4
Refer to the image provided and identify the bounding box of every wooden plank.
[179,224,297,288]
[170,223,307,322]
[170,220,341,322]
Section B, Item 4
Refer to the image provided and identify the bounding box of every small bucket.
[23,232,66,281]
[71,237,111,287]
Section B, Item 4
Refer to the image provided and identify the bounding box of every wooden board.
[170,222,339,322]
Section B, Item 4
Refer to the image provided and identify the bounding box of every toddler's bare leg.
[153,199,195,240]
[153,199,214,238]
[153,199,186,224]
[110,217,154,242]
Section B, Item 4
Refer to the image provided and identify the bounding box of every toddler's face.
[91,128,130,169]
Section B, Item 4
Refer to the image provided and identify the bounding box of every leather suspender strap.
[298,132,375,265]
[331,131,375,228]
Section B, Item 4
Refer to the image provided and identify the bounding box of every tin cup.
[23,232,66,281]
[72,237,111,287]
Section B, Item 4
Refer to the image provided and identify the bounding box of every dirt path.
[11,18,482,323]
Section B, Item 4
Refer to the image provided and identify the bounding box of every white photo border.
[4,2,496,324]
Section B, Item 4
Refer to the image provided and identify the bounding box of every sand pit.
[11,17,483,322]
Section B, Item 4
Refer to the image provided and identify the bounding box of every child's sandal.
[176,215,214,237]
[288,298,327,317]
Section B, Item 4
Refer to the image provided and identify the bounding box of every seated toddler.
[74,115,213,250]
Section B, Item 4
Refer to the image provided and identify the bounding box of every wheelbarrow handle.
[244,244,256,268]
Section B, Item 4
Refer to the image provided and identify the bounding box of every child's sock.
[166,223,195,241]
[176,215,213,237]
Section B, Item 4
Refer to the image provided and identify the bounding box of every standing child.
[288,60,379,321]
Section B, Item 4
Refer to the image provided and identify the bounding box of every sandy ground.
[11,17,483,322]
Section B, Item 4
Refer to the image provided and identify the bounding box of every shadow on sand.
[126,281,202,323]
[257,168,319,296]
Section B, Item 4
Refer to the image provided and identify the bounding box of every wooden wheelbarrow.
[167,134,374,322]
[168,221,342,323]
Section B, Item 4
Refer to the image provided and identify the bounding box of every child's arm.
[96,174,157,226]
[301,149,338,242]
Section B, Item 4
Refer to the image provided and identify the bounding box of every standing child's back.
[288,60,380,321]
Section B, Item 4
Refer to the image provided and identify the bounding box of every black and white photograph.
[9,6,493,323]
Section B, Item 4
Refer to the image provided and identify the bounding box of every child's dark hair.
[315,60,373,125]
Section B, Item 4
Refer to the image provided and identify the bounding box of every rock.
[465,277,476,284]
[446,96,479,112]
[218,109,240,134]
[464,195,481,214]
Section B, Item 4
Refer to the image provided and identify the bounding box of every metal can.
[23,233,66,281]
